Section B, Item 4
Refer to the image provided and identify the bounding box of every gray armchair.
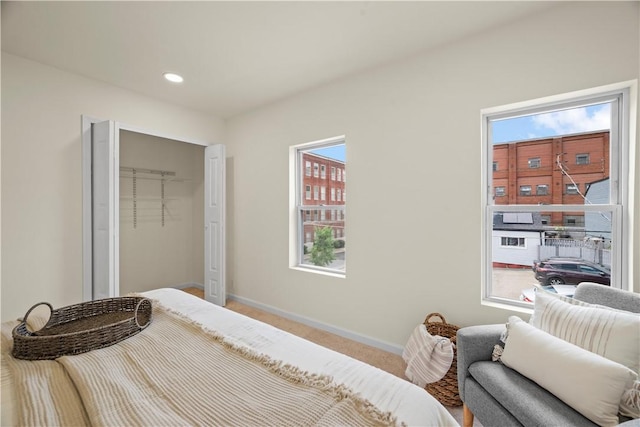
[457,283,640,427]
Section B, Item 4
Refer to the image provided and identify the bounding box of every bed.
[1,288,458,426]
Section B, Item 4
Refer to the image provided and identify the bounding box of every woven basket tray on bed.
[422,313,462,407]
[12,296,152,360]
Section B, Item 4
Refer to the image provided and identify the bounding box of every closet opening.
[81,116,226,306]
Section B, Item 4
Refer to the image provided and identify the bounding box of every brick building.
[301,152,346,244]
[493,130,609,227]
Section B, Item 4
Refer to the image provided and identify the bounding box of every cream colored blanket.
[2,303,400,427]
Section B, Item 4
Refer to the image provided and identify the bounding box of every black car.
[532,257,610,286]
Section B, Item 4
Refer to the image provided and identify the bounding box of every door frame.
[81,115,216,301]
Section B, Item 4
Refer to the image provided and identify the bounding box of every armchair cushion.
[530,290,640,373]
[501,316,637,426]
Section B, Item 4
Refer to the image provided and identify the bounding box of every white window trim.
[500,236,527,249]
[481,81,636,313]
[289,135,346,277]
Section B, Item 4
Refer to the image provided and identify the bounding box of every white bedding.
[1,288,458,426]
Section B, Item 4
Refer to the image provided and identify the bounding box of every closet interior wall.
[119,130,205,294]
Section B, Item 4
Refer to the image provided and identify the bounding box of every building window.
[565,184,579,195]
[564,215,585,227]
[493,162,498,171]
[495,186,505,197]
[482,83,634,310]
[337,189,342,202]
[519,185,532,196]
[337,169,341,182]
[501,237,525,248]
[528,157,541,168]
[342,169,346,183]
[576,153,590,165]
[292,136,346,275]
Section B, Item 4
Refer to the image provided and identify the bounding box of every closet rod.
[120,166,176,177]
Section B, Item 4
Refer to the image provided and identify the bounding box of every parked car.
[532,257,610,286]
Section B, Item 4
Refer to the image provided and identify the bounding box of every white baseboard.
[172,282,203,290]
[227,293,404,356]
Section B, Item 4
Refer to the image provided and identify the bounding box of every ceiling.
[1,1,556,119]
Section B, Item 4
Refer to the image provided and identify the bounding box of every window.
[501,237,525,247]
[292,136,346,275]
[482,82,635,310]
[564,215,585,227]
[493,162,498,171]
[519,185,532,196]
[576,153,590,165]
[305,161,311,176]
[495,186,506,197]
[528,157,541,168]
[565,184,579,194]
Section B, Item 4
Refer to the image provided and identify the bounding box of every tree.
[310,227,335,267]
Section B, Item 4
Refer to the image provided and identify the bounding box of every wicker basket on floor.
[423,312,462,407]
[12,296,152,360]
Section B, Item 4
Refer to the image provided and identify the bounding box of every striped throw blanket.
[2,302,400,426]
[402,324,453,387]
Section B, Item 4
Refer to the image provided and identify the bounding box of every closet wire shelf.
[120,166,177,228]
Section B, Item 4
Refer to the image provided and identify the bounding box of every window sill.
[481,297,534,315]
[290,265,346,279]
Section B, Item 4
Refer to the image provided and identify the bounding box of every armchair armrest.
[456,324,506,401]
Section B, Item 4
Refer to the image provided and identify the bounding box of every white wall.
[119,131,204,295]
[1,53,223,321]
[225,2,639,347]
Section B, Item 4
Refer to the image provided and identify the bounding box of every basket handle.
[21,302,53,333]
[424,312,447,325]
[134,298,152,329]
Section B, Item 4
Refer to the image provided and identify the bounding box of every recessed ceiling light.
[163,72,184,83]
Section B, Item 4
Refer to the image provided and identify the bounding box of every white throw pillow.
[501,316,637,427]
[530,290,640,374]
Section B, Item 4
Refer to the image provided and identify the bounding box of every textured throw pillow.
[501,316,638,427]
[530,290,640,374]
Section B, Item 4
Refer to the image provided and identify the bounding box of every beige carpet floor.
[180,287,475,426]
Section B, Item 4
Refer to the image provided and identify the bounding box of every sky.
[491,102,611,144]
[310,144,346,162]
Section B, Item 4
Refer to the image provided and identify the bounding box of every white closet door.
[204,144,226,305]
[92,120,119,299]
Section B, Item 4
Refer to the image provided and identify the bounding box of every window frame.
[290,135,346,277]
[519,185,532,196]
[528,157,541,168]
[576,153,590,165]
[481,82,636,312]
